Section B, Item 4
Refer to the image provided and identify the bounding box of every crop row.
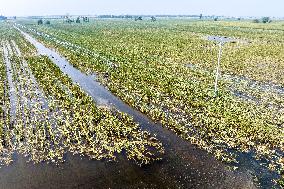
[19,19,284,85]
[27,55,164,164]
[17,20,284,179]
[0,43,10,146]
[17,22,284,111]
[0,23,164,165]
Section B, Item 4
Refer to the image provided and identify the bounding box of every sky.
[0,0,283,17]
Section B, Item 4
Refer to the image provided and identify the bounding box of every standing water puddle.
[0,28,259,189]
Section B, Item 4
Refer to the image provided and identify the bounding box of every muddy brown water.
[0,28,258,189]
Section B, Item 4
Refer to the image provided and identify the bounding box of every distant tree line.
[135,16,143,21]
[0,15,7,20]
[97,15,157,21]
[63,16,90,24]
[97,14,207,19]
[96,14,243,21]
[98,15,134,19]
[253,17,272,23]
[37,19,51,25]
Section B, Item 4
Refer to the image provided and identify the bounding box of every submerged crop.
[0,23,164,166]
[16,19,284,184]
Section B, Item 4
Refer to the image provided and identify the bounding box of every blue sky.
[0,0,283,17]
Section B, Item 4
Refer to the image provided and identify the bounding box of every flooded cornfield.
[0,16,284,189]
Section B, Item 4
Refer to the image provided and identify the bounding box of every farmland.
[1,18,284,188]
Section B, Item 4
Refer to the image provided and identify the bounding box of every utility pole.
[207,36,236,97]
[214,42,223,96]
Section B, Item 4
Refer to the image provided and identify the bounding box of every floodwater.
[2,41,17,120]
[0,28,258,189]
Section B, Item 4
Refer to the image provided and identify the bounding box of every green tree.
[38,19,43,25]
[76,17,81,23]
[262,17,271,23]
[135,16,143,21]
[151,16,156,22]
[252,19,260,23]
